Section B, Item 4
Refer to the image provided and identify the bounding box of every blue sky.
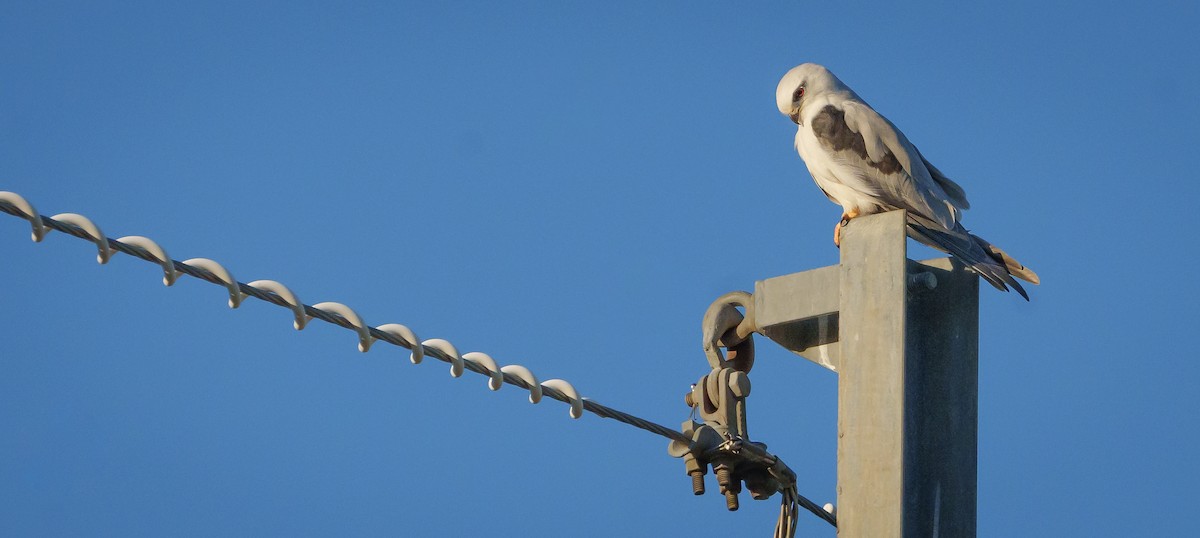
[2,2,1198,536]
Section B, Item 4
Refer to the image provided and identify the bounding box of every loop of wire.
[0,191,46,241]
[500,365,541,403]
[247,280,307,330]
[421,339,465,377]
[462,352,503,390]
[376,323,421,363]
[116,235,179,286]
[50,213,111,263]
[311,301,373,352]
[183,258,243,308]
[541,379,583,419]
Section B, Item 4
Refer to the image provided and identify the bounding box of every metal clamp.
[669,289,829,532]
[669,362,791,512]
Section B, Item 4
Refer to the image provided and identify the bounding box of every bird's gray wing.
[917,151,970,210]
[834,100,963,229]
[817,101,1031,299]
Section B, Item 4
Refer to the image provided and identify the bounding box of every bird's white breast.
[793,117,884,216]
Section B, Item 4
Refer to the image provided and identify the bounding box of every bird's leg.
[833,210,859,247]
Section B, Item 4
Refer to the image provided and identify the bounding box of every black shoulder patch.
[810,105,904,175]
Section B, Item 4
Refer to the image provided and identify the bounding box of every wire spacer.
[541,379,583,419]
[500,365,542,403]
[376,323,422,364]
[49,213,112,264]
[421,338,464,377]
[116,235,178,286]
[311,301,372,352]
[247,280,307,330]
[0,191,47,242]
[183,258,244,308]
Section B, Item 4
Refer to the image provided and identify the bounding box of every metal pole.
[837,210,978,537]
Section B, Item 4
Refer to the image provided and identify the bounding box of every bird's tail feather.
[970,234,1040,285]
[904,218,1032,301]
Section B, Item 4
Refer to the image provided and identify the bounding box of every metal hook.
[702,291,757,372]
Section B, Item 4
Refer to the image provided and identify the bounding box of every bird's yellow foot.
[833,211,857,247]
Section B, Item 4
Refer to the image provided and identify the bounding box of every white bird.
[775,63,1039,299]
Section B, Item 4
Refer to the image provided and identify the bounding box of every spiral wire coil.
[1,190,835,535]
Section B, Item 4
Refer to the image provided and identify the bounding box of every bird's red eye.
[793,86,805,101]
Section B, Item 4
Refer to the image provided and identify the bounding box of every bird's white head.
[775,63,847,125]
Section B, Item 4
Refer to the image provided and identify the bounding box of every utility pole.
[0,191,979,537]
[747,209,978,537]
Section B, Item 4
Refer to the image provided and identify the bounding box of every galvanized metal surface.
[837,210,911,537]
[706,209,980,536]
[754,265,841,370]
[836,211,979,538]
[902,256,978,538]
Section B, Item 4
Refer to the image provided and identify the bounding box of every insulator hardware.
[670,362,782,512]
[668,294,828,533]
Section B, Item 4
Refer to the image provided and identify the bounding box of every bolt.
[690,470,705,495]
[907,271,938,292]
[716,466,732,489]
[715,465,741,511]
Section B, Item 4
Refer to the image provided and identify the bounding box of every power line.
[0,191,683,441]
[0,190,834,533]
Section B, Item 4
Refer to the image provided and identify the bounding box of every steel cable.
[1,191,836,533]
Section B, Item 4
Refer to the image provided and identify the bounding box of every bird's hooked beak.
[789,110,801,125]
